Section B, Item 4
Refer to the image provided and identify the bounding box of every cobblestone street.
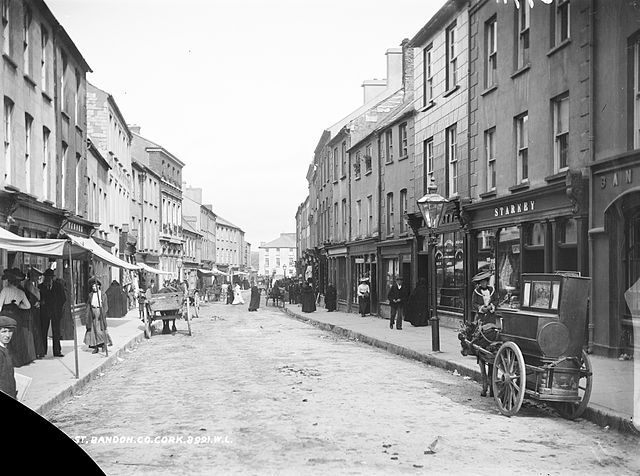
[46,301,640,475]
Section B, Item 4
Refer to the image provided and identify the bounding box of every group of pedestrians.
[0,267,66,367]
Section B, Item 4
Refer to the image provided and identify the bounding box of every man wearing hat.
[472,270,498,324]
[357,277,370,317]
[39,268,67,357]
[388,275,410,330]
[0,315,17,398]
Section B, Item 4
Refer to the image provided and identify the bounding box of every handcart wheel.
[492,341,526,417]
[555,350,593,420]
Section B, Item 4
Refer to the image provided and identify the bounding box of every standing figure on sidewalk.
[406,277,429,327]
[232,283,245,305]
[357,278,370,317]
[106,280,127,318]
[23,269,45,359]
[83,277,112,354]
[300,278,316,313]
[0,315,17,399]
[248,284,261,311]
[388,276,409,330]
[39,268,66,358]
[1,268,35,366]
[325,283,337,312]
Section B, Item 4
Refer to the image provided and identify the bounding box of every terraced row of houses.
[296,0,640,357]
[0,0,249,321]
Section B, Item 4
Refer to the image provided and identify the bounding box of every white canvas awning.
[66,233,140,270]
[198,267,227,276]
[0,226,69,257]
[137,262,173,275]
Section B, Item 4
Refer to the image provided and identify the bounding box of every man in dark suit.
[38,269,66,357]
[388,276,410,330]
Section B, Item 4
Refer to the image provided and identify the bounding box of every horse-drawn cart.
[144,290,192,337]
[459,272,592,418]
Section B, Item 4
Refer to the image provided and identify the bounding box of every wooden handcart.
[460,273,593,418]
[145,290,193,337]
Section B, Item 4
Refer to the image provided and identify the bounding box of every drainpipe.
[587,0,595,353]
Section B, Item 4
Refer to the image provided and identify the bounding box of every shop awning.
[0,226,69,257]
[197,267,227,276]
[65,233,141,270]
[137,262,173,275]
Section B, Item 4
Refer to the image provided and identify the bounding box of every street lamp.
[417,177,448,352]
[177,257,183,282]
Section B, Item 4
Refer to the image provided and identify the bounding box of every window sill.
[481,85,498,97]
[365,170,372,176]
[354,175,361,181]
[2,53,17,69]
[41,91,52,102]
[511,63,531,80]
[547,38,571,57]
[23,74,36,87]
[61,110,70,121]
[398,232,409,238]
[332,180,338,185]
[340,175,346,181]
[544,170,567,184]
[398,155,408,161]
[418,100,436,112]
[385,160,393,165]
[386,234,395,239]
[479,190,497,199]
[443,84,460,98]
[509,182,530,193]
[75,124,83,134]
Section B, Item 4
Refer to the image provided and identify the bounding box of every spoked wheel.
[492,341,526,417]
[554,350,593,420]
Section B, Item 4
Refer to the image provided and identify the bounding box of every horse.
[458,320,501,397]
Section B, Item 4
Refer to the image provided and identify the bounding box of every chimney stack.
[361,79,387,104]
[385,47,403,91]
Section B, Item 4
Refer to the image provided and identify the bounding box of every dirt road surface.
[46,299,640,475]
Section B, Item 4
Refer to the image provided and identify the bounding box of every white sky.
[47,0,447,249]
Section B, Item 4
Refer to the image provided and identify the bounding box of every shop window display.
[497,226,521,307]
[436,232,465,311]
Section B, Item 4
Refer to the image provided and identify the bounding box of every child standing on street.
[0,315,17,398]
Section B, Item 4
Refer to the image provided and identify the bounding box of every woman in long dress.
[23,269,45,359]
[248,284,261,311]
[83,278,112,354]
[232,283,245,305]
[300,278,316,313]
[324,283,337,312]
[0,268,35,366]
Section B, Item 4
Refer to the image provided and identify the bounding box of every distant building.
[86,82,134,278]
[215,215,245,271]
[259,233,297,278]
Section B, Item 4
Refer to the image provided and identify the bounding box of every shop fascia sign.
[599,168,633,190]
[494,200,536,217]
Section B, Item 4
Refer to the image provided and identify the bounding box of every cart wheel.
[492,341,526,417]
[555,350,593,420]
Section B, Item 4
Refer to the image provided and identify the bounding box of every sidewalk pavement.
[16,307,158,416]
[279,301,639,435]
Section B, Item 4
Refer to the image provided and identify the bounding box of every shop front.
[462,177,588,325]
[417,199,468,322]
[327,245,348,311]
[590,152,640,356]
[347,238,377,315]
[377,238,412,319]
